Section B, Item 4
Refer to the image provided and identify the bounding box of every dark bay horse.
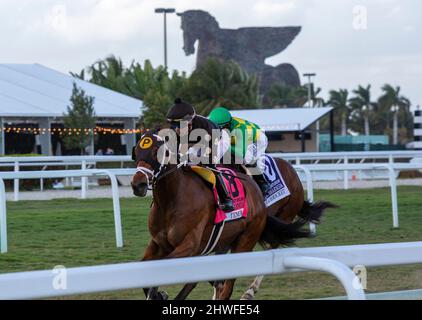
[131,132,317,300]
[174,158,335,300]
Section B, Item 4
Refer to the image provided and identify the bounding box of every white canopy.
[230,107,333,132]
[0,64,142,119]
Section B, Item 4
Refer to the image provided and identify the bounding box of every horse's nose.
[131,181,148,197]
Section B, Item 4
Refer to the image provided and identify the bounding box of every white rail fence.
[0,169,135,253]
[2,151,421,168]
[273,150,422,164]
[294,163,422,229]
[1,241,422,300]
[1,162,422,253]
[0,156,131,202]
[2,151,422,201]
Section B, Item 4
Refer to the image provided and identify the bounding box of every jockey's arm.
[230,128,248,160]
[213,129,231,164]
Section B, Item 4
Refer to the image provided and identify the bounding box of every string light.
[0,126,145,135]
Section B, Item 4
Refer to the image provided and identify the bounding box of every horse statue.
[131,131,321,300]
[177,10,302,92]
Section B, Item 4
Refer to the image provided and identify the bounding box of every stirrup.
[255,176,270,194]
[218,198,235,212]
[259,182,271,194]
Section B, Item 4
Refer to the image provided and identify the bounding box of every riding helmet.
[208,107,232,127]
[166,98,196,122]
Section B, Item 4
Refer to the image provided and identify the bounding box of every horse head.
[178,10,219,55]
[131,131,166,197]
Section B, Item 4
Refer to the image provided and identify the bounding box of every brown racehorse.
[131,132,319,300]
[173,158,335,300]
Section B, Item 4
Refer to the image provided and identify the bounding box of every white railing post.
[344,156,349,190]
[65,165,69,187]
[375,164,399,228]
[283,256,366,300]
[13,162,19,202]
[387,165,399,229]
[95,170,123,248]
[81,160,87,199]
[0,178,7,253]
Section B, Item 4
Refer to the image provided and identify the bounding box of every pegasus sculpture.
[178,10,302,93]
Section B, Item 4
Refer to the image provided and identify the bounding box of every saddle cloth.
[191,166,248,224]
[262,155,291,207]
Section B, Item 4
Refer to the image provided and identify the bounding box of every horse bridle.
[135,134,180,190]
[136,161,185,191]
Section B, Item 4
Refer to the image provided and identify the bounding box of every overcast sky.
[1,0,420,108]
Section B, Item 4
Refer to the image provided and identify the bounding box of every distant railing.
[0,169,134,253]
[2,151,422,200]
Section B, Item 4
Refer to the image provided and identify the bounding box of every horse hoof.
[240,289,254,300]
[158,291,169,300]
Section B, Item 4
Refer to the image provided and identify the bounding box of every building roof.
[0,64,143,119]
[230,107,333,132]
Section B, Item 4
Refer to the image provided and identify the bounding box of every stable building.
[230,107,334,153]
[0,64,143,155]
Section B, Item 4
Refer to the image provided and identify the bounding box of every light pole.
[303,73,316,108]
[303,73,318,151]
[391,105,399,145]
[155,8,175,69]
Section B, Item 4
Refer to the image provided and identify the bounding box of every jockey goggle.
[167,114,195,130]
[218,121,231,130]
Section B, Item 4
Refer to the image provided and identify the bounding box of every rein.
[205,166,248,181]
[153,163,184,185]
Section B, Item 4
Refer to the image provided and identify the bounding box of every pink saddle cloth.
[213,167,249,224]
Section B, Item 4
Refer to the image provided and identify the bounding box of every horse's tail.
[298,200,338,224]
[259,201,337,248]
[259,215,312,248]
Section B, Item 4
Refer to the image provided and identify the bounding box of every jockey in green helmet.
[208,107,270,194]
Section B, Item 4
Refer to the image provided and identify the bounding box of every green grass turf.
[1,186,422,300]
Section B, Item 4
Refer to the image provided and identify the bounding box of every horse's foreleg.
[216,279,236,300]
[241,244,269,300]
[241,275,265,300]
[142,239,167,300]
[174,283,198,300]
[213,281,224,300]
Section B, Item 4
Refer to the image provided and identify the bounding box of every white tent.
[0,64,143,155]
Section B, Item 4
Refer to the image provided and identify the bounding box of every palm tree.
[307,84,325,108]
[87,55,127,93]
[328,89,350,135]
[379,84,411,145]
[266,85,308,108]
[182,58,259,115]
[350,85,375,136]
[70,69,85,80]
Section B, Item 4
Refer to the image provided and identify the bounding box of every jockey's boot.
[253,173,271,195]
[215,173,235,212]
